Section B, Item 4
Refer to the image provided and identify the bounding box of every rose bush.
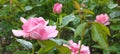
[0,0,120,54]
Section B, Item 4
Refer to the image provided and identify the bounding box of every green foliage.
[74,22,87,37]
[0,0,120,54]
[56,46,71,54]
[13,51,29,54]
[110,25,120,30]
[62,14,76,26]
[91,22,109,49]
[38,40,71,54]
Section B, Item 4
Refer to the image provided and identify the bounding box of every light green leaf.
[25,6,33,11]
[38,40,58,54]
[50,39,69,45]
[56,46,71,54]
[91,22,109,49]
[109,11,120,18]
[108,3,118,9]
[62,14,76,26]
[83,9,94,15]
[100,23,110,36]
[38,46,55,54]
[38,40,58,47]
[74,22,87,37]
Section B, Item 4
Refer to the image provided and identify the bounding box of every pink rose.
[95,14,110,25]
[53,3,62,14]
[63,40,90,54]
[12,17,58,40]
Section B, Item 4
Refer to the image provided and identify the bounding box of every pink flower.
[95,14,110,25]
[12,17,58,40]
[53,3,62,14]
[63,40,90,54]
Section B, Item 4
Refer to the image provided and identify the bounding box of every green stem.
[78,36,83,54]
[78,31,84,54]
[57,14,62,39]
[31,46,34,54]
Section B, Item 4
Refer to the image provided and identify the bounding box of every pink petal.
[63,44,71,49]
[29,31,41,40]
[80,45,90,54]
[104,22,110,25]
[12,30,26,37]
[20,17,27,23]
[28,24,44,32]
[48,30,58,38]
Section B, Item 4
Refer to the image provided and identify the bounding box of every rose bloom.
[63,40,90,54]
[53,3,62,14]
[95,14,110,25]
[12,17,58,40]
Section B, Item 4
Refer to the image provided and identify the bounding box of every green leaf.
[113,34,120,38]
[56,46,71,54]
[110,25,120,30]
[83,9,94,15]
[38,40,58,47]
[74,22,87,37]
[74,1,81,10]
[16,39,33,50]
[109,11,120,18]
[108,3,118,9]
[91,22,109,49]
[50,39,69,45]
[38,40,58,54]
[62,14,76,26]
[38,46,55,54]
[25,6,33,11]
[117,51,120,54]
[103,50,110,54]
[100,23,110,36]
[13,51,28,54]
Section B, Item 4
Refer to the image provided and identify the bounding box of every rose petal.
[12,30,26,37]
[20,17,27,24]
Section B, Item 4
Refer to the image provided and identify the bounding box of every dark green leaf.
[110,25,120,30]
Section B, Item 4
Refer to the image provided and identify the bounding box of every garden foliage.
[0,0,120,54]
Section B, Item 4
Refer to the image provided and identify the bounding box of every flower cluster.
[12,17,58,40]
[63,40,90,54]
